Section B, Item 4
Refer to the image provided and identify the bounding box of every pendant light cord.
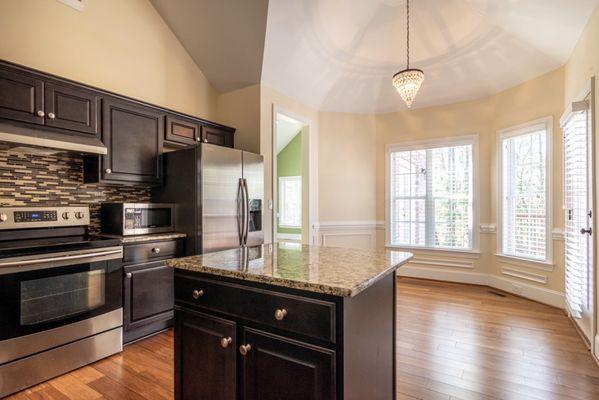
[406,0,410,69]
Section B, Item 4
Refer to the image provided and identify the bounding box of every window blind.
[501,129,548,260]
[279,176,302,228]
[562,109,590,317]
[389,143,473,250]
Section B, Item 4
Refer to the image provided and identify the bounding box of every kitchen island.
[167,243,412,400]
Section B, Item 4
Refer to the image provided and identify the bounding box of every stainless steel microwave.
[101,203,175,236]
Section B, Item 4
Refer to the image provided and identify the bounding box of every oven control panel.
[0,207,90,229]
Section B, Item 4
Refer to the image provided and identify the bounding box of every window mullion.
[425,149,435,247]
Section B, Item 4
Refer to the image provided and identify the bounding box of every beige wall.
[564,2,599,354]
[216,84,261,153]
[0,0,217,119]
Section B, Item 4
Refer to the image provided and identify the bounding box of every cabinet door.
[201,125,234,148]
[165,115,200,146]
[0,67,44,125]
[240,328,336,400]
[44,82,99,136]
[102,98,163,184]
[175,309,236,400]
[124,262,174,328]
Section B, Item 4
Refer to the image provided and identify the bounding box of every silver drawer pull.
[239,344,251,356]
[192,289,204,299]
[126,272,132,279]
[48,112,56,119]
[105,168,112,174]
[220,337,232,348]
[37,110,45,117]
[152,247,161,254]
[274,309,288,321]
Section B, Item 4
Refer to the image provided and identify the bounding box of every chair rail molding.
[314,220,383,249]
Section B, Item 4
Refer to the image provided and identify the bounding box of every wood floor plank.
[6,277,599,399]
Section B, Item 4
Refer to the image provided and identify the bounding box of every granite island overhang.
[167,243,413,400]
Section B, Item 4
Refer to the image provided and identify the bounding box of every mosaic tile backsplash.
[0,145,150,233]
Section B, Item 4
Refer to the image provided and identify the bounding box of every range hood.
[0,122,107,155]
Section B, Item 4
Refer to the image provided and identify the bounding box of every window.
[279,176,301,228]
[387,136,476,250]
[498,118,551,261]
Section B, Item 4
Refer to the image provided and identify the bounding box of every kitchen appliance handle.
[237,178,245,245]
[243,178,250,245]
[0,247,123,274]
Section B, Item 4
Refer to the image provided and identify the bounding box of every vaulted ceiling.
[152,0,599,114]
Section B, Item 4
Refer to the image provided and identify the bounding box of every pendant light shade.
[393,0,423,108]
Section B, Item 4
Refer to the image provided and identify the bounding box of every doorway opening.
[274,111,309,244]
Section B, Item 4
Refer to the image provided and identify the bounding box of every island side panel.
[342,271,396,400]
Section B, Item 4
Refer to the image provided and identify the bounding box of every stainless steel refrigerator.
[152,143,264,255]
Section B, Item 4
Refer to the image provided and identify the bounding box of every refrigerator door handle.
[237,178,245,246]
[243,178,250,245]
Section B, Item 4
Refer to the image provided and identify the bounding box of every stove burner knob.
[0,213,7,222]
[75,212,85,219]
[62,212,70,220]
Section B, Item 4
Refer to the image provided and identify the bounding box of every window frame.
[385,134,480,253]
[496,116,553,264]
[278,175,302,228]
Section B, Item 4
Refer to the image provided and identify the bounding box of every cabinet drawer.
[124,239,182,264]
[175,275,336,342]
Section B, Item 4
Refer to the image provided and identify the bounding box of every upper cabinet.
[85,98,163,186]
[201,125,234,148]
[0,66,99,137]
[0,67,44,125]
[165,114,201,146]
[44,82,100,136]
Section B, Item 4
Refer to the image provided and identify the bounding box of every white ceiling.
[276,113,305,154]
[151,0,269,93]
[262,0,599,114]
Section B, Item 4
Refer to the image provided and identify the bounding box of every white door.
[562,94,594,343]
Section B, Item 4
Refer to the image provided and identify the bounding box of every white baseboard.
[277,233,301,240]
[398,265,565,309]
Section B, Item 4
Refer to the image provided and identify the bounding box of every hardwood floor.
[7,278,599,400]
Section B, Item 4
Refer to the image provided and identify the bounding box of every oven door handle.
[0,247,123,274]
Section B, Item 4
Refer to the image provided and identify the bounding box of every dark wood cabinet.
[123,261,174,343]
[202,125,234,148]
[240,328,335,400]
[44,82,99,136]
[123,238,184,344]
[0,67,44,125]
[165,115,201,146]
[175,309,237,400]
[86,98,163,185]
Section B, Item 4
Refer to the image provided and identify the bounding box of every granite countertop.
[101,232,187,244]
[167,243,412,297]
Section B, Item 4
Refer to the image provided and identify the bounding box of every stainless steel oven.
[101,203,175,236]
[0,206,124,397]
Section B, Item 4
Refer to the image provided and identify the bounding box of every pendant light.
[392,0,424,108]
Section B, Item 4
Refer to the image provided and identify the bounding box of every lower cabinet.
[174,310,237,400]
[240,328,336,400]
[174,308,336,400]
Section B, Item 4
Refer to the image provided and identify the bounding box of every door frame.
[562,77,597,352]
[272,105,317,245]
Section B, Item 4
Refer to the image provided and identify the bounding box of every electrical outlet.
[512,284,523,295]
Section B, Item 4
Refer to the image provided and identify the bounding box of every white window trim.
[496,116,553,264]
[278,176,302,228]
[385,134,480,253]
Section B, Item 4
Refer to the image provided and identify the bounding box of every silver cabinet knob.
[0,213,7,222]
[152,247,161,254]
[196,136,201,142]
[37,110,45,117]
[47,112,56,119]
[203,138,208,143]
[126,272,132,279]
[105,168,112,174]
[239,344,251,356]
[274,309,288,321]
[220,337,232,348]
[192,289,204,299]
